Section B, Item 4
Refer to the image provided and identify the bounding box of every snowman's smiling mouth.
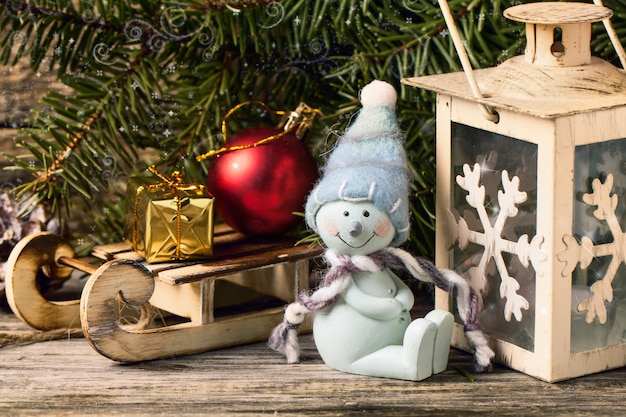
[337,233,376,249]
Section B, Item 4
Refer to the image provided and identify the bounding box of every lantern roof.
[403,2,626,119]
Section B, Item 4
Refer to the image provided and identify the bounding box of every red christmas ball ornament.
[206,126,318,236]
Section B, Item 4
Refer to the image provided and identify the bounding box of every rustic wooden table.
[0,290,624,417]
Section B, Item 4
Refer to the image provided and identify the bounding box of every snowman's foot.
[328,313,453,382]
[402,318,438,381]
[424,310,454,374]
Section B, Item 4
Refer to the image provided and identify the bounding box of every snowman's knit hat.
[305,80,410,247]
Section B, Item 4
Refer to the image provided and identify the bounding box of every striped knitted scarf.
[268,247,494,373]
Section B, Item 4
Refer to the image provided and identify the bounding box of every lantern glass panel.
[571,138,626,353]
[450,123,538,351]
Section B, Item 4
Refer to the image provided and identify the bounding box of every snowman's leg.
[402,318,438,380]
[424,310,454,374]
[347,318,437,381]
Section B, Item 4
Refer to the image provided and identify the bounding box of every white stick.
[593,0,626,69]
[437,0,499,123]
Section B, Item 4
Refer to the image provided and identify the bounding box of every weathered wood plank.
[0,61,70,128]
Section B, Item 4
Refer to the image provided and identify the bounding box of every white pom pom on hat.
[359,79,398,108]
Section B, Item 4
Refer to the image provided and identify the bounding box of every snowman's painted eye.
[362,210,370,217]
[343,211,350,217]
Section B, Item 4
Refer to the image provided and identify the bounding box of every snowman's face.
[315,200,395,255]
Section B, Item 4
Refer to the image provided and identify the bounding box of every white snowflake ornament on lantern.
[450,162,547,323]
[559,173,626,325]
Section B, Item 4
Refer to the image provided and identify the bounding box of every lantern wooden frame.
[403,2,626,382]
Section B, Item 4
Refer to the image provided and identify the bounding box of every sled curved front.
[80,259,158,362]
[79,257,307,363]
[5,232,80,330]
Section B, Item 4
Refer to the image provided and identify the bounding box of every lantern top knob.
[504,2,612,25]
[503,2,613,67]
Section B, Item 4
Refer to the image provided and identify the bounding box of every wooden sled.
[5,226,322,362]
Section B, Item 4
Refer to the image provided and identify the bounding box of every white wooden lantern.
[403,1,626,382]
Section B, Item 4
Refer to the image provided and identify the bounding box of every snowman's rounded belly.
[313,298,410,366]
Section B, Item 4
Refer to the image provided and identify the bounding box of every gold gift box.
[125,168,214,263]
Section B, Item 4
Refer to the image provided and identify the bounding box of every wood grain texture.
[0,292,625,417]
[0,60,71,128]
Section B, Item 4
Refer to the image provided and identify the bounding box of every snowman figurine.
[269,80,493,381]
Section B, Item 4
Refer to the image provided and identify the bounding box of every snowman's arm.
[343,277,403,321]
[389,270,415,311]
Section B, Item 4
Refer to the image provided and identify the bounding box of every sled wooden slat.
[156,243,323,285]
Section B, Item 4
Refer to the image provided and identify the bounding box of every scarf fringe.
[384,247,494,371]
[267,303,309,363]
